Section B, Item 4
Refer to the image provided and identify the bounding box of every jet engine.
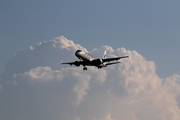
[74,61,80,67]
[93,59,103,64]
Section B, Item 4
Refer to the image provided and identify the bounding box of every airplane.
[61,50,128,70]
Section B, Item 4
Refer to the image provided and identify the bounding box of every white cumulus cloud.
[0,36,180,120]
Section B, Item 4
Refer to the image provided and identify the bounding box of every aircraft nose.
[75,50,82,57]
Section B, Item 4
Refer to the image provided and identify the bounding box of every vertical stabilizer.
[103,50,107,59]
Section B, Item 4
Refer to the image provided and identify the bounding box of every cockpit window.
[76,50,82,52]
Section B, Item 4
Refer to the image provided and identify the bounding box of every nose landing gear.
[83,67,87,70]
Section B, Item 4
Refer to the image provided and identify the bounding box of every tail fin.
[103,50,107,59]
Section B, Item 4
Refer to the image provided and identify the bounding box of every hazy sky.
[0,1,180,119]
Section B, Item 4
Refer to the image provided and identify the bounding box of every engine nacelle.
[93,59,103,64]
[74,61,80,67]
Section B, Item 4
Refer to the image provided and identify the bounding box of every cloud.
[0,36,180,120]
[93,113,114,120]
[75,117,81,120]
[29,46,34,50]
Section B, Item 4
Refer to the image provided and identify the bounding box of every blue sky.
[1,0,180,78]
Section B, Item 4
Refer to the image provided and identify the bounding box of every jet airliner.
[61,50,128,70]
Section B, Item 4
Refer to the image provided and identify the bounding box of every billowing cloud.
[0,36,180,120]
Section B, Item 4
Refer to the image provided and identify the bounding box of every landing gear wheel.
[83,67,87,70]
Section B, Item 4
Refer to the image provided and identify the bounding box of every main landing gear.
[97,67,102,69]
[83,67,87,70]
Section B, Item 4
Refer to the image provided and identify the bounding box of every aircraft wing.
[61,60,86,66]
[105,61,121,66]
[102,56,129,62]
[61,61,76,65]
